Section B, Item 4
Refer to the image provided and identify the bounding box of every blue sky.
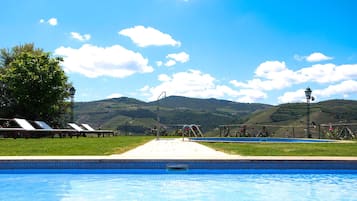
[1,0,357,105]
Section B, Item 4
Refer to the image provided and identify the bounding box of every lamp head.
[305,87,312,99]
[69,86,76,96]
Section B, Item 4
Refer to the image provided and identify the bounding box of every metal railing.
[218,123,357,140]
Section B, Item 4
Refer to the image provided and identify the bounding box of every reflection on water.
[0,173,356,201]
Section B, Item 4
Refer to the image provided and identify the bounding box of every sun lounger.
[0,118,25,138]
[11,118,81,138]
[34,121,81,138]
[10,118,54,138]
[81,124,98,131]
[68,123,114,137]
[82,123,114,137]
[0,127,25,138]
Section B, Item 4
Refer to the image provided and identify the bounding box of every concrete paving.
[114,138,238,159]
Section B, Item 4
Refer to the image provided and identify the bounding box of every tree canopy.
[0,43,72,125]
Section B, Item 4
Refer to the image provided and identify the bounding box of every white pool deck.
[0,138,356,161]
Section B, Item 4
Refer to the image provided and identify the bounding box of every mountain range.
[74,96,357,137]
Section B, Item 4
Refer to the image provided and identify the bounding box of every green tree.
[0,43,72,126]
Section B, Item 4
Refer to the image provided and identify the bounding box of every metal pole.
[71,95,74,122]
[156,91,166,140]
[307,98,311,138]
[156,105,159,140]
[69,87,76,123]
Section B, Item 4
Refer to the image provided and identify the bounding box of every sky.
[1,0,357,105]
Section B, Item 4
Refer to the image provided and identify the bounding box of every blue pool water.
[1,170,356,201]
[190,137,336,143]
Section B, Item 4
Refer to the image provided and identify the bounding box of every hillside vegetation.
[74,96,270,135]
[74,97,357,137]
[246,100,357,125]
[244,99,357,138]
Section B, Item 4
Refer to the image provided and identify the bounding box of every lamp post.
[304,87,313,138]
[156,91,166,140]
[69,86,76,122]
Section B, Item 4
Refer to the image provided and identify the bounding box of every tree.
[0,43,72,126]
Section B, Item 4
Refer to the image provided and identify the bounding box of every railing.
[218,123,357,140]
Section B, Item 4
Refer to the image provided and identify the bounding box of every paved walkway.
[114,138,239,159]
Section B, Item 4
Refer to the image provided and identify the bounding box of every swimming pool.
[190,137,336,143]
[1,169,356,201]
[1,159,356,200]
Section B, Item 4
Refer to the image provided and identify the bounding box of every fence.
[219,123,357,140]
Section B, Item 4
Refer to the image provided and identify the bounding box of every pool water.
[190,137,336,143]
[1,172,356,201]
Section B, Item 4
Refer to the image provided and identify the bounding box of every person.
[240,125,247,137]
[328,123,334,131]
[258,126,269,137]
[223,126,230,137]
[312,121,317,128]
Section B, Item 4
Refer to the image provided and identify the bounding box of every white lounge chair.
[34,120,80,138]
[68,123,114,137]
[12,118,55,138]
[10,118,81,138]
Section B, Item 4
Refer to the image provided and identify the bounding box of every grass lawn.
[202,142,357,156]
[0,136,154,156]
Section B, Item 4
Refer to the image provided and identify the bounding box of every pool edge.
[0,158,356,171]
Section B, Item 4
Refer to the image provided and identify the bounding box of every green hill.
[243,99,357,138]
[73,97,357,137]
[246,100,357,124]
[74,96,271,135]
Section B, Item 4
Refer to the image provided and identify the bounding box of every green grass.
[1,136,356,156]
[0,136,154,156]
[202,142,357,156]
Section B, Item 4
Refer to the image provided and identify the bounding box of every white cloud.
[306,52,333,62]
[160,52,190,67]
[297,63,357,83]
[141,70,239,101]
[293,54,304,61]
[294,52,333,62]
[277,89,306,103]
[231,59,357,103]
[278,80,357,103]
[54,44,153,78]
[158,74,171,82]
[70,32,91,42]
[40,18,58,26]
[139,69,269,102]
[313,80,357,98]
[156,61,163,67]
[230,61,296,91]
[140,85,150,92]
[230,78,290,91]
[119,25,181,47]
[231,61,357,92]
[254,61,287,78]
[166,52,190,63]
[48,18,58,26]
[164,60,176,67]
[236,89,267,103]
[107,93,123,99]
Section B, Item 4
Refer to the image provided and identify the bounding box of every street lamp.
[304,87,314,138]
[69,86,76,122]
[156,91,166,140]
